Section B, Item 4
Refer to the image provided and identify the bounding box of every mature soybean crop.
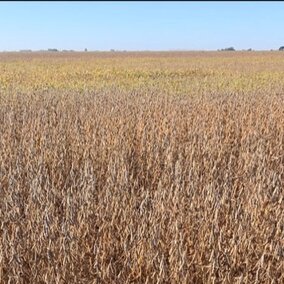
[0,51,284,283]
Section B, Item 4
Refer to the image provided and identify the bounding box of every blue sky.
[0,1,283,51]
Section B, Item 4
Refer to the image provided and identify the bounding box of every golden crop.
[0,51,283,283]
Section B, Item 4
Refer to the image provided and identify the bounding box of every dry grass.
[0,52,284,283]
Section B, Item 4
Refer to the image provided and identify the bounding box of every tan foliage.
[0,52,284,283]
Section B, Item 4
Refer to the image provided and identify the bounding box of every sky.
[0,1,284,51]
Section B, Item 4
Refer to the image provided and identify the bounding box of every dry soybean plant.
[0,52,284,283]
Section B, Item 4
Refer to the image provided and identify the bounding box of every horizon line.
[0,49,281,53]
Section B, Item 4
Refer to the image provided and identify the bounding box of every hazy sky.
[1,1,284,51]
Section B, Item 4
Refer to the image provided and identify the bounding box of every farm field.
[0,51,284,283]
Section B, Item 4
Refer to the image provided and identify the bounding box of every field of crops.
[0,51,283,283]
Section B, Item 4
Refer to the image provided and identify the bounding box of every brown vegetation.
[0,52,284,283]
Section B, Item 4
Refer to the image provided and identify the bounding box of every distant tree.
[48,48,58,52]
[279,46,284,51]
[247,48,252,51]
[84,48,88,52]
[221,47,235,51]
[110,49,115,52]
